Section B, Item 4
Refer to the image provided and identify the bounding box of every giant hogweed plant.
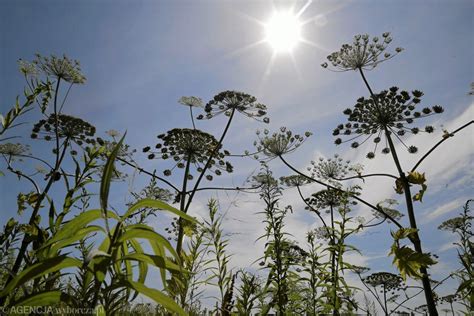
[254,33,473,315]
[0,56,196,314]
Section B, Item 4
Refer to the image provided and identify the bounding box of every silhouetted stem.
[3,138,69,297]
[116,156,180,192]
[176,156,191,257]
[333,173,398,181]
[296,185,328,229]
[411,120,474,172]
[358,66,437,315]
[189,106,196,130]
[385,130,438,316]
[177,109,236,255]
[183,108,235,215]
[278,155,403,229]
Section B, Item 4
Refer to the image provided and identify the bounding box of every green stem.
[385,130,438,316]
[358,66,437,315]
[330,204,338,315]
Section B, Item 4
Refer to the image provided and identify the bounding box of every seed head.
[255,128,311,160]
[178,96,203,108]
[145,128,232,180]
[322,32,403,72]
[32,54,86,84]
[31,114,96,145]
[334,88,444,157]
[200,91,269,122]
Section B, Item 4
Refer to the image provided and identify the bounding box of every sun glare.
[265,10,302,53]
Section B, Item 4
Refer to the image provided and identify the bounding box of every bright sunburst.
[264,10,302,53]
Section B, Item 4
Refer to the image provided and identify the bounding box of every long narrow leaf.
[123,198,197,223]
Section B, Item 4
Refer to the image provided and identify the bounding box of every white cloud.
[422,197,467,223]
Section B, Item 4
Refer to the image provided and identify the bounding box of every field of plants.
[0,1,473,315]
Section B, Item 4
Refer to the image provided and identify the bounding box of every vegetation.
[0,33,472,315]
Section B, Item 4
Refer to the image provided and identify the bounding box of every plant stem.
[385,130,438,316]
[189,106,196,130]
[176,109,236,255]
[3,138,69,297]
[411,120,473,172]
[176,156,191,262]
[183,108,235,214]
[329,204,338,316]
[358,66,437,315]
[278,155,403,229]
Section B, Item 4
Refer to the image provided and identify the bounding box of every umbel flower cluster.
[305,187,358,213]
[363,272,404,291]
[279,174,312,187]
[254,127,312,160]
[309,154,352,184]
[0,143,30,157]
[198,90,269,123]
[31,114,96,145]
[333,87,444,158]
[178,96,203,108]
[143,128,233,180]
[19,54,86,84]
[321,32,403,71]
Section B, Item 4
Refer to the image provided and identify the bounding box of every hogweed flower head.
[144,128,233,180]
[255,127,312,160]
[178,96,203,108]
[279,174,313,187]
[32,54,86,84]
[321,32,403,71]
[312,226,332,240]
[31,114,96,146]
[351,265,370,275]
[18,59,40,77]
[305,188,358,212]
[333,87,444,158]
[0,143,30,157]
[364,272,404,291]
[309,154,352,185]
[198,90,269,122]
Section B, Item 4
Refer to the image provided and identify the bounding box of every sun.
[264,10,303,53]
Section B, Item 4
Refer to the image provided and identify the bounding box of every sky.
[1,0,473,313]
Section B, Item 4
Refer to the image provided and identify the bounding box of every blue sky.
[1,0,473,312]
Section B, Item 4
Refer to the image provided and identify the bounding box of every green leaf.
[120,253,182,273]
[391,228,418,242]
[123,198,197,223]
[407,171,426,184]
[118,225,179,261]
[116,280,186,315]
[0,256,81,297]
[48,225,104,255]
[390,246,436,280]
[10,291,74,312]
[40,209,117,250]
[100,133,126,214]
